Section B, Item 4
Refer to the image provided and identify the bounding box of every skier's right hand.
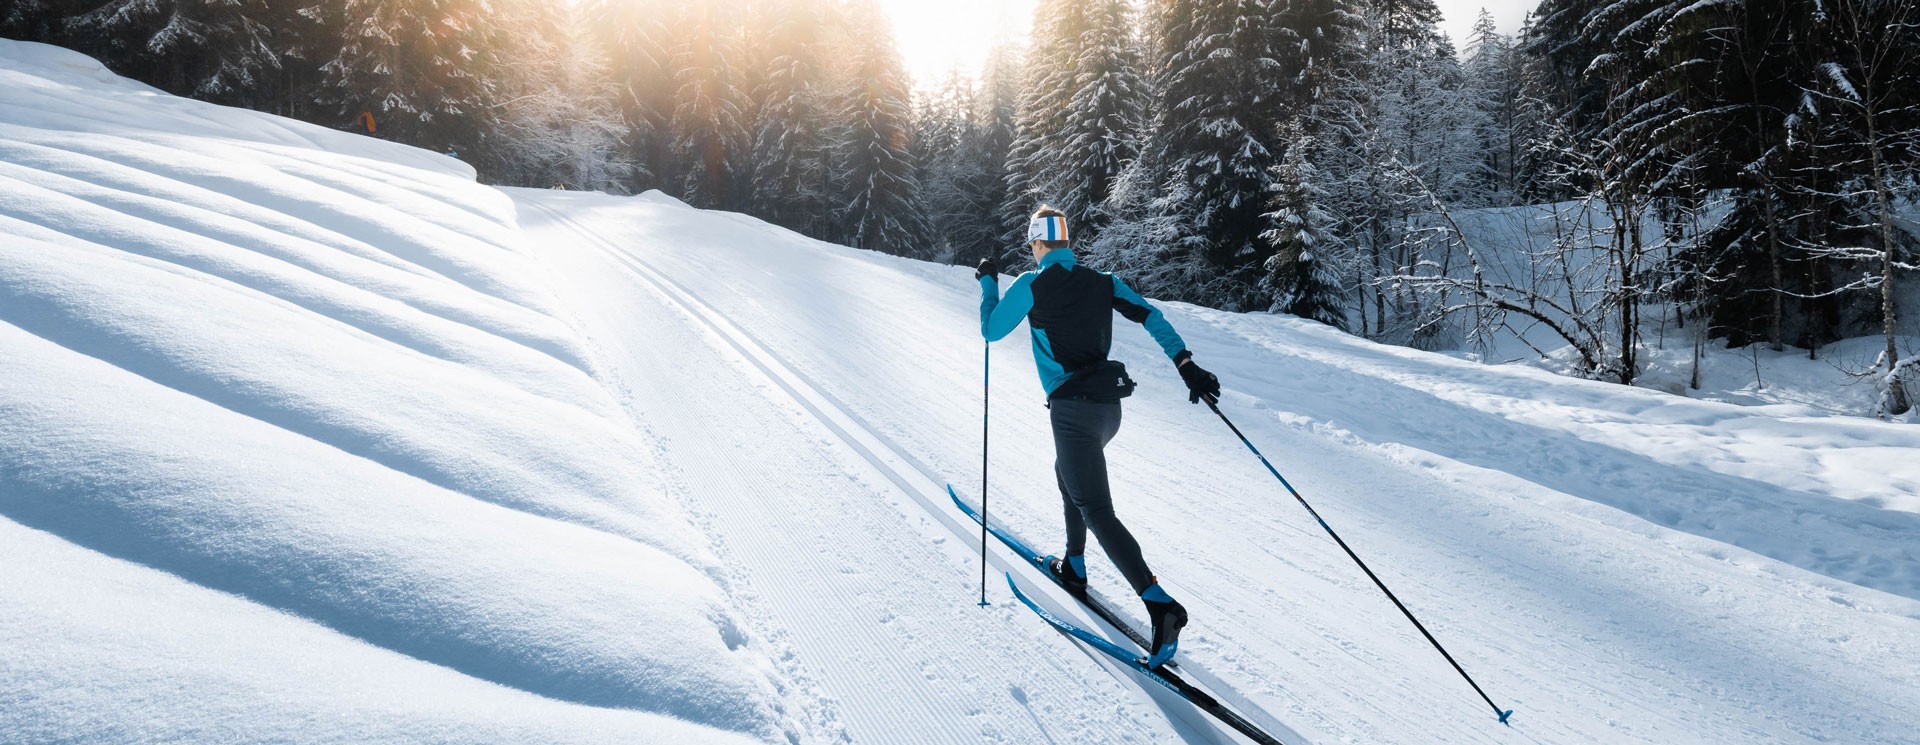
[975,257,1000,281]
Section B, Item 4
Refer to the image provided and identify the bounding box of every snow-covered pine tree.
[1625,0,1807,353]
[1521,0,1613,153]
[52,0,294,103]
[1797,0,1920,413]
[1369,0,1448,55]
[1462,9,1526,204]
[1311,38,1400,338]
[1093,170,1223,303]
[1005,0,1144,246]
[471,0,561,181]
[1359,0,1478,203]
[833,0,928,255]
[747,0,836,238]
[1462,10,1502,92]
[312,0,496,154]
[1057,0,1148,242]
[1003,0,1089,235]
[913,73,979,263]
[970,42,1026,264]
[914,43,1024,266]
[1277,0,1366,114]
[1306,0,1479,340]
[0,0,59,39]
[584,0,677,192]
[484,0,631,190]
[1146,0,1295,310]
[1261,125,1350,330]
[668,0,751,210]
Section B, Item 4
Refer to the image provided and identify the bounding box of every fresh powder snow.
[2,39,1917,745]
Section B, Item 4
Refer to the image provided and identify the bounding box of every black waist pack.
[1050,360,1136,402]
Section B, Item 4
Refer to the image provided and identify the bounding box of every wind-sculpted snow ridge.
[0,40,802,743]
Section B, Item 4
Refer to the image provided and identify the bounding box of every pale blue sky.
[880,0,1538,86]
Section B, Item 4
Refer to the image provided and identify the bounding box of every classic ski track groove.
[590,252,976,743]
[595,239,1305,743]
[621,260,1304,742]
[534,202,1303,743]
[532,204,1224,743]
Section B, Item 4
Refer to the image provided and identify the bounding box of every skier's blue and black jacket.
[979,249,1187,396]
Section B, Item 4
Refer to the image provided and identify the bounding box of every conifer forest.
[5,0,1916,409]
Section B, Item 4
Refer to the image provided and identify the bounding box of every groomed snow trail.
[526,201,1234,744]
[514,188,1920,745]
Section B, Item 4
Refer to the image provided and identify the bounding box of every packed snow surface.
[3,40,1918,744]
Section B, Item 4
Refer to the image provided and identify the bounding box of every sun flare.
[877,0,1530,85]
[876,0,1036,84]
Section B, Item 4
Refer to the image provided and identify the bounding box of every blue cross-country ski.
[1005,573,1287,745]
[949,484,1164,655]
[952,483,1287,744]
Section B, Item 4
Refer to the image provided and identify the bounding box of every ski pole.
[978,343,990,607]
[1203,398,1513,725]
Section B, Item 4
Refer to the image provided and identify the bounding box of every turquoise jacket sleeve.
[1111,275,1187,359]
[980,272,1036,341]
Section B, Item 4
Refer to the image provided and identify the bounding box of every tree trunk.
[1618,211,1638,385]
[1804,260,1822,360]
[1762,195,1786,352]
[1691,320,1704,390]
[1871,130,1907,413]
[1746,56,1788,353]
[1356,257,1372,336]
[1371,226,1387,335]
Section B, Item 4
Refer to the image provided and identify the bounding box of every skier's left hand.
[1174,351,1220,405]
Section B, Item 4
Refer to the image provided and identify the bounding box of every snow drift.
[0,40,798,743]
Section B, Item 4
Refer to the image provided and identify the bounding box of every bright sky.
[879,0,1538,87]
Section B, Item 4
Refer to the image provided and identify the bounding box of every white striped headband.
[1027,214,1070,243]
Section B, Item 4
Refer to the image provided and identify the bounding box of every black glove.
[975,257,999,281]
[1173,351,1220,404]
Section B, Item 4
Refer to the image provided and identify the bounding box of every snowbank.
[0,40,795,742]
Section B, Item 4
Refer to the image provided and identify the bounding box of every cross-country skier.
[975,206,1222,669]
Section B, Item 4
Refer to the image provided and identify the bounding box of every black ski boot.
[1047,554,1089,597]
[1142,583,1186,669]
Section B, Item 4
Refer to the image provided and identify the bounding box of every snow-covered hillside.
[4,40,1919,745]
[0,40,797,743]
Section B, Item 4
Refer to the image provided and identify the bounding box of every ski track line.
[593,232,1313,743]
[594,265,977,744]
[569,228,1180,745]
[538,200,1305,744]
[589,256,1189,745]
[530,204,1210,744]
